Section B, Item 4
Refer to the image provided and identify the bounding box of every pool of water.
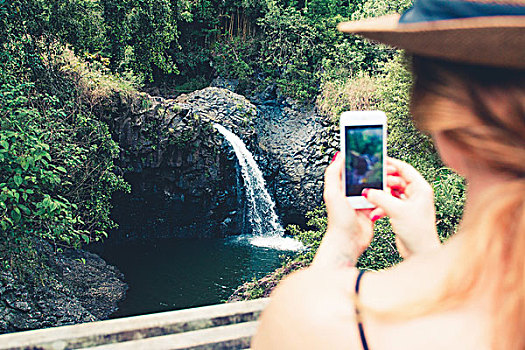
[92,235,300,318]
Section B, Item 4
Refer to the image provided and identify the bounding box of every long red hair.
[411,56,525,349]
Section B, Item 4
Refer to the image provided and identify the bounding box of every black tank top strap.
[355,269,370,350]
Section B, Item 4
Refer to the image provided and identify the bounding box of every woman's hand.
[364,157,440,258]
[312,152,374,269]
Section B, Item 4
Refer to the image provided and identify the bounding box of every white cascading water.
[214,124,303,251]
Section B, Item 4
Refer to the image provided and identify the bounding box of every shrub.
[257,4,321,100]
[0,12,130,279]
[126,0,178,81]
[351,0,412,20]
[0,78,129,248]
[46,0,108,55]
[211,36,258,81]
[317,72,380,123]
[55,45,140,107]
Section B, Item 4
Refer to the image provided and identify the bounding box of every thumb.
[364,188,402,216]
[324,152,345,202]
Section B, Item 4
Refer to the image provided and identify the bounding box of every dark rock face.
[250,90,335,226]
[0,242,126,334]
[103,86,335,239]
[104,88,258,240]
[174,86,337,227]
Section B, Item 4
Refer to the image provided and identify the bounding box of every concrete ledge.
[81,322,258,350]
[0,298,268,350]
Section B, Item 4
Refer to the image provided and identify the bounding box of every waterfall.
[214,124,283,236]
[214,124,303,251]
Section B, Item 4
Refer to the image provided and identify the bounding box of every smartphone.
[340,111,387,209]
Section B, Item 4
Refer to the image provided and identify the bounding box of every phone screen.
[345,125,384,196]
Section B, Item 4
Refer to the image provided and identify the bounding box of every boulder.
[0,241,126,334]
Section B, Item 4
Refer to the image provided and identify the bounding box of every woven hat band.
[400,0,525,24]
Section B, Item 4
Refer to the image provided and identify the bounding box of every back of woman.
[252,1,525,349]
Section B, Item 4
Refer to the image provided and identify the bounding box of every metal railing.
[0,298,269,350]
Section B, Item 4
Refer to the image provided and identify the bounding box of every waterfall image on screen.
[345,125,383,196]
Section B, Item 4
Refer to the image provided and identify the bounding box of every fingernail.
[331,151,340,163]
[371,215,380,222]
[362,188,369,198]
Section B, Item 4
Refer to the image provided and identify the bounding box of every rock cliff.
[103,88,257,240]
[103,86,335,240]
[251,87,335,225]
[0,241,126,334]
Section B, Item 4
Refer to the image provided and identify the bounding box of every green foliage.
[0,0,179,83]
[245,277,266,299]
[126,0,178,81]
[257,5,321,99]
[211,36,257,81]
[0,128,76,238]
[303,0,364,19]
[376,56,442,174]
[318,72,379,123]
[1,0,415,99]
[46,0,108,54]
[0,5,129,279]
[432,169,466,241]
[352,0,412,20]
[99,0,132,70]
[229,0,413,100]
[289,205,403,270]
[0,78,128,247]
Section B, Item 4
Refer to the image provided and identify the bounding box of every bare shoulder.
[252,241,491,350]
[251,267,362,349]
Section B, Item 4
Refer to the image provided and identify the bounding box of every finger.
[324,152,345,201]
[363,188,403,216]
[390,187,406,199]
[386,165,399,176]
[331,151,340,163]
[369,207,386,222]
[356,208,373,214]
[404,180,433,199]
[387,175,407,190]
[386,157,426,185]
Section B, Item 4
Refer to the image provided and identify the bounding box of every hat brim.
[338,14,525,69]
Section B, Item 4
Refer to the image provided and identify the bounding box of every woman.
[252,1,525,349]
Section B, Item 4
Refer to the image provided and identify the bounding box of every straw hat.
[337,0,525,69]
